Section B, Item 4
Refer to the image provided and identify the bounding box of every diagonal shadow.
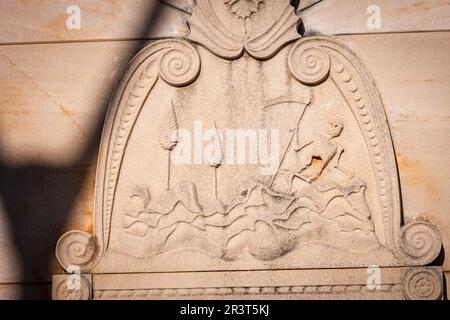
[0,0,172,299]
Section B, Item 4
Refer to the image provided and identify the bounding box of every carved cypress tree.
[159,101,179,190]
[207,121,223,200]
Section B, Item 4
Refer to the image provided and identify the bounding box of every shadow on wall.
[0,2,165,299]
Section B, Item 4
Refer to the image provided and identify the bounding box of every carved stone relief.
[52,274,92,301]
[402,267,443,300]
[54,0,443,300]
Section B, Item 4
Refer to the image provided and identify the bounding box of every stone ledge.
[53,266,443,300]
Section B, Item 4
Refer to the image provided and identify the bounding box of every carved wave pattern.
[122,180,379,261]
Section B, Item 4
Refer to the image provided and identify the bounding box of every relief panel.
[53,0,443,300]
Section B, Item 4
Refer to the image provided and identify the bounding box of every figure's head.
[327,119,344,138]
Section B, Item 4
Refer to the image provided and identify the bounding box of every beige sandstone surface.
[0,0,449,300]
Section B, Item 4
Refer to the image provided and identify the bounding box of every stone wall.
[0,0,449,299]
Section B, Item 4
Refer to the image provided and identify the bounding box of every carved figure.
[274,119,374,233]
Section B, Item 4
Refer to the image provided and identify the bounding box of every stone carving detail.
[403,267,443,300]
[188,0,301,58]
[53,0,444,300]
[119,102,378,260]
[159,101,179,152]
[54,40,201,264]
[272,118,375,233]
[397,220,442,266]
[55,231,97,273]
[158,44,201,87]
[224,0,265,19]
[291,37,411,253]
[53,275,92,301]
[288,41,331,85]
[94,284,403,299]
[102,40,200,252]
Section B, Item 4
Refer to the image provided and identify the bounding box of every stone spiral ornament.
[56,231,97,272]
[159,42,201,87]
[288,40,331,85]
[403,267,443,300]
[398,220,442,265]
[54,275,92,300]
